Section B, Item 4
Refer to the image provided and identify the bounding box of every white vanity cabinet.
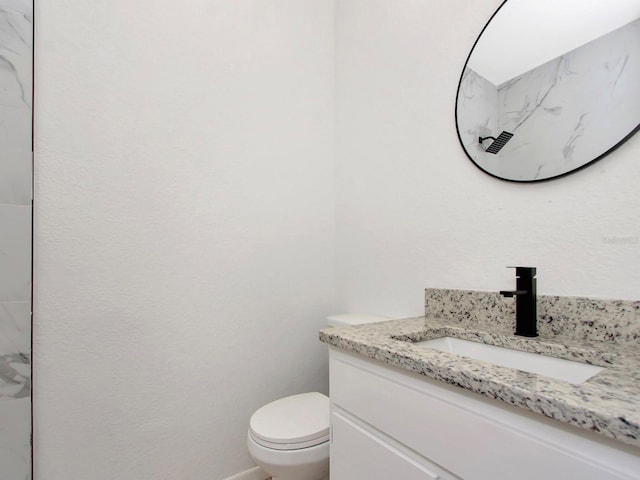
[329,348,640,480]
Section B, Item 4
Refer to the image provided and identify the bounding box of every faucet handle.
[499,290,528,297]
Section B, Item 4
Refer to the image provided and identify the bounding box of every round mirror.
[455,0,640,182]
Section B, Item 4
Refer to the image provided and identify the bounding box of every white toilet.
[247,314,389,480]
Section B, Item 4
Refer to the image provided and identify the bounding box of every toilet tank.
[326,313,390,328]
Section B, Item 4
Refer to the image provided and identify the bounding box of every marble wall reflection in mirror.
[456,0,640,182]
[0,0,33,479]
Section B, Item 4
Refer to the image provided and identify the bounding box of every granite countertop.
[319,290,640,449]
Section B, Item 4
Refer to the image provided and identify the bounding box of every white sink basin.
[415,337,603,384]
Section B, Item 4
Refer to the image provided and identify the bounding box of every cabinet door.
[331,349,640,480]
[331,410,459,480]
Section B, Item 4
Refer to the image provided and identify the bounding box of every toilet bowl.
[247,314,389,480]
[248,434,330,480]
[248,392,330,480]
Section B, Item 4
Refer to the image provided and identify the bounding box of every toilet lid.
[249,392,329,450]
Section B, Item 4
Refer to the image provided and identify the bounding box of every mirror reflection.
[456,0,640,182]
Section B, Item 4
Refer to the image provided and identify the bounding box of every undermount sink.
[415,337,603,384]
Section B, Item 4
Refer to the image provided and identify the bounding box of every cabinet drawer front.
[330,349,638,480]
[332,410,443,480]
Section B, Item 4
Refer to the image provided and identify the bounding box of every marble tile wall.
[459,17,640,181]
[456,67,498,169]
[0,0,33,479]
[495,17,640,180]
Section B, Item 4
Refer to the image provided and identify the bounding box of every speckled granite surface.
[319,289,640,449]
[425,289,640,345]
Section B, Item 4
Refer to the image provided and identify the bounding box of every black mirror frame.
[454,0,640,183]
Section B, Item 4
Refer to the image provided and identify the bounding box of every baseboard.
[223,466,270,480]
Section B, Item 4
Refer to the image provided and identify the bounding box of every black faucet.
[499,266,537,337]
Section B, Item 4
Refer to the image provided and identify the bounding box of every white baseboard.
[223,466,270,480]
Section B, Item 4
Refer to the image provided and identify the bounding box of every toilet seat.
[249,392,329,451]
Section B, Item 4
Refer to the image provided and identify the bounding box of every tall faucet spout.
[500,267,537,337]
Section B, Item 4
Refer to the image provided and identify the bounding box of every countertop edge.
[319,318,640,449]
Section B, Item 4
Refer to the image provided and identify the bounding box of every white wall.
[33,0,640,478]
[33,1,334,479]
[335,0,640,318]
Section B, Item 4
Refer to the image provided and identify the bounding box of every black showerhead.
[479,131,513,154]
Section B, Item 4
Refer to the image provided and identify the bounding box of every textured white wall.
[335,0,640,318]
[32,1,640,478]
[33,1,334,479]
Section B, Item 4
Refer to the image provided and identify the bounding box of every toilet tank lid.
[249,392,329,447]
[326,313,390,327]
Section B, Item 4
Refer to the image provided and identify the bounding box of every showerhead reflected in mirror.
[455,0,640,182]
